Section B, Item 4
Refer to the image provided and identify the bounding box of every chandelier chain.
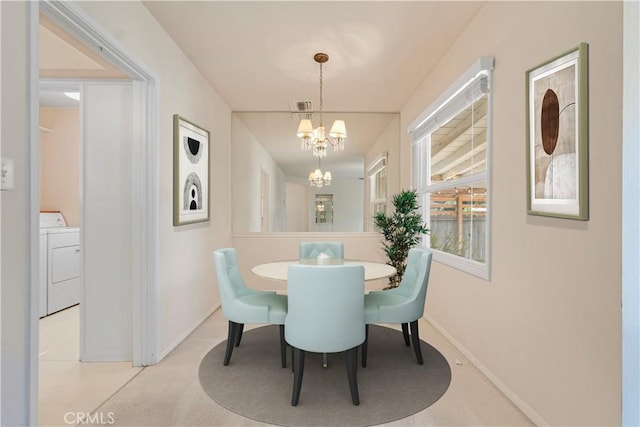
[296,51,346,166]
[319,62,324,127]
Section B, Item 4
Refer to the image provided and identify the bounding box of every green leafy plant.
[374,189,429,288]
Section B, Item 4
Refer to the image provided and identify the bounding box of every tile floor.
[39,306,534,426]
[38,306,143,426]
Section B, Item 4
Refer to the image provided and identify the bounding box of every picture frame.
[173,114,210,225]
[525,42,589,220]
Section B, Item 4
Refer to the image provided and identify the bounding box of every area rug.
[198,325,451,426]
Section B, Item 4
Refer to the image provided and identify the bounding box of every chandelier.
[297,52,347,158]
[308,157,332,187]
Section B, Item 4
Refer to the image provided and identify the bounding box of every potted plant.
[374,189,429,288]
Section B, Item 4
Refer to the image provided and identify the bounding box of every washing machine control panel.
[40,211,67,228]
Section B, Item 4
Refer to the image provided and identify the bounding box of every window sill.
[432,249,490,280]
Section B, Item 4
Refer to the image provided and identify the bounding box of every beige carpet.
[198,325,451,427]
[86,311,534,426]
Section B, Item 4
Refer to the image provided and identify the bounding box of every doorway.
[37,81,145,426]
[30,1,159,424]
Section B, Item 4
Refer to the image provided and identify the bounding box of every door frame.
[31,0,158,386]
[622,2,640,424]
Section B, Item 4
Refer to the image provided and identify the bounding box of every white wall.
[231,115,261,232]
[1,2,37,424]
[231,115,286,232]
[80,83,133,361]
[272,173,286,232]
[364,115,404,190]
[285,181,308,232]
[1,0,3,419]
[400,2,622,425]
[622,1,640,424]
[308,179,363,232]
[75,1,233,358]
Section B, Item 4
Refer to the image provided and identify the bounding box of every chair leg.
[401,323,410,346]
[361,324,369,368]
[409,320,424,365]
[224,321,240,366]
[291,346,294,372]
[345,347,360,406]
[291,348,305,406]
[279,325,287,368]
[234,323,244,347]
[355,346,358,372]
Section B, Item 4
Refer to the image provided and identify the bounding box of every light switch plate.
[1,157,15,190]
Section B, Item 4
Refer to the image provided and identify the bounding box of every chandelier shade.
[329,120,347,139]
[298,52,346,157]
[297,119,314,139]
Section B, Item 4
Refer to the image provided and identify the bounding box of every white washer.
[39,228,48,318]
[40,212,80,316]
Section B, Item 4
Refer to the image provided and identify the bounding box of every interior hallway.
[39,307,533,426]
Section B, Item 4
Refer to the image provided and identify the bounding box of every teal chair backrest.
[285,264,365,353]
[213,248,271,323]
[214,248,253,299]
[299,242,344,259]
[382,248,432,320]
[395,248,432,298]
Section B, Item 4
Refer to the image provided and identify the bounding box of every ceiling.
[39,2,486,180]
[142,1,485,179]
[142,1,484,112]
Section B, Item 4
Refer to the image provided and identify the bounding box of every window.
[409,57,493,279]
[367,154,387,231]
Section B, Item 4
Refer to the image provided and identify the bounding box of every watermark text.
[64,412,115,425]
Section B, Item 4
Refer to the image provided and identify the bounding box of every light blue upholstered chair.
[298,241,344,259]
[213,248,288,367]
[362,248,432,366]
[285,264,365,406]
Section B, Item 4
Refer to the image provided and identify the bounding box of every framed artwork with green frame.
[525,42,589,220]
[173,114,210,225]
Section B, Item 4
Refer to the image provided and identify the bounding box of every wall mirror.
[231,111,399,233]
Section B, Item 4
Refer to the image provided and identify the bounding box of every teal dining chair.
[362,248,432,366]
[212,248,288,367]
[298,241,344,259]
[285,264,365,406]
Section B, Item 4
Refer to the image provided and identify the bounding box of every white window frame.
[408,57,494,280]
[366,153,388,231]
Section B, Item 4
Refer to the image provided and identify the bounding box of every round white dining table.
[252,259,395,368]
[251,259,396,282]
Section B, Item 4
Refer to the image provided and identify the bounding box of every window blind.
[408,56,494,143]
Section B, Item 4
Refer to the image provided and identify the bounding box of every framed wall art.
[173,114,210,225]
[525,42,589,220]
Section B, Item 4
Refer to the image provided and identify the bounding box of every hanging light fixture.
[297,52,347,158]
[308,157,332,187]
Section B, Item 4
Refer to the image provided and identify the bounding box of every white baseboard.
[426,314,548,426]
[158,305,218,361]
